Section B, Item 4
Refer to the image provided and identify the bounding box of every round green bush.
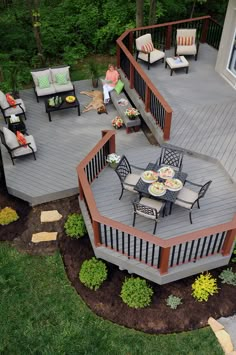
[64,213,87,238]
[79,257,107,290]
[0,207,19,225]
[120,277,153,309]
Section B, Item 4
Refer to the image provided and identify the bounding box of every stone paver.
[32,232,58,243]
[40,210,62,222]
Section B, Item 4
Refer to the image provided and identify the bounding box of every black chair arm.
[3,102,23,112]
[10,142,31,152]
[185,180,203,188]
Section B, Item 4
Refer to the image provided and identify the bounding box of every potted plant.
[111,116,124,129]
[125,107,140,120]
[106,153,121,169]
[88,60,100,88]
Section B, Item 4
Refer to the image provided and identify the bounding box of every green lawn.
[0,243,223,355]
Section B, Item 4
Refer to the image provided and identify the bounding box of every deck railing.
[77,131,236,276]
[116,16,223,140]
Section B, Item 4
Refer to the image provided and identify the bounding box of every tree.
[149,0,157,25]
[188,0,207,18]
[136,0,144,27]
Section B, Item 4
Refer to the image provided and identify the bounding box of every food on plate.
[142,170,158,181]
[158,166,175,179]
[149,182,166,195]
[66,95,75,103]
[165,178,183,190]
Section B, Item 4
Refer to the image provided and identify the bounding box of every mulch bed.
[1,176,236,334]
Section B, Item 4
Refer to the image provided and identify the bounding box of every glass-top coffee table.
[45,94,80,122]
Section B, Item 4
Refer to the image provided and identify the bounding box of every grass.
[0,243,223,355]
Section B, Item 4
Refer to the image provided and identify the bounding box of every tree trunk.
[149,0,157,25]
[136,0,144,28]
[190,0,196,18]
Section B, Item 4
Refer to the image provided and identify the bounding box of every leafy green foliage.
[166,294,183,309]
[120,277,153,309]
[64,213,87,238]
[192,272,218,302]
[79,257,107,290]
[219,268,236,286]
[0,207,19,225]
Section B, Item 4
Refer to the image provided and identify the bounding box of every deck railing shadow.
[77,131,236,281]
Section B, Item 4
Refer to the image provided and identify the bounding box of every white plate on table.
[141,170,158,183]
[158,166,175,179]
[165,178,183,191]
[148,182,166,196]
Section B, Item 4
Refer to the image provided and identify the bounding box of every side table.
[165,56,189,76]
[8,116,27,134]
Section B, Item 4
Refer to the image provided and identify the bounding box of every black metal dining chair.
[157,146,184,171]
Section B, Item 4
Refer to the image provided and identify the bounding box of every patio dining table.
[134,162,188,215]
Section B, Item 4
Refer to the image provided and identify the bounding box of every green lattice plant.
[192,272,219,302]
[79,257,107,290]
[120,277,153,309]
[64,213,87,238]
[0,207,19,225]
[219,268,236,286]
[166,295,183,309]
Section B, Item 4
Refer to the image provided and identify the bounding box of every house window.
[228,31,236,76]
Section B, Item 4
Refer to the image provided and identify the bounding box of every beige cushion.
[35,84,56,97]
[138,49,165,64]
[3,127,19,149]
[0,90,9,109]
[137,197,164,220]
[12,135,37,157]
[176,45,197,56]
[166,56,189,69]
[50,66,71,83]
[175,187,198,209]
[31,69,52,87]
[176,29,197,56]
[176,29,196,44]
[53,82,74,93]
[123,173,140,192]
[4,99,26,117]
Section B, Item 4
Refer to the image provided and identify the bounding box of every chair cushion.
[55,73,68,85]
[35,84,56,97]
[175,187,198,209]
[0,90,9,109]
[3,127,19,149]
[177,36,194,46]
[12,135,37,157]
[137,197,163,219]
[141,42,154,53]
[4,99,26,117]
[176,45,197,56]
[53,82,74,93]
[123,173,140,192]
[38,75,50,89]
[114,80,124,94]
[138,49,165,64]
[31,69,52,87]
[50,66,71,83]
[16,131,27,146]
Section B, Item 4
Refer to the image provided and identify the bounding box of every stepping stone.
[208,317,224,332]
[215,329,234,354]
[40,210,62,223]
[32,232,58,243]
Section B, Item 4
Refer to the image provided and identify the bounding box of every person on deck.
[102,64,119,104]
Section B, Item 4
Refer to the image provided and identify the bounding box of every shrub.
[120,277,153,309]
[64,213,87,238]
[0,207,19,225]
[79,257,107,290]
[192,272,218,302]
[166,294,182,309]
[219,268,236,286]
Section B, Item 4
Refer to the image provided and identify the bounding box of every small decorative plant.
[79,257,107,290]
[166,294,182,309]
[112,116,124,129]
[219,268,236,286]
[106,153,120,168]
[125,107,140,120]
[120,277,153,309]
[0,207,19,225]
[192,272,218,302]
[64,213,87,238]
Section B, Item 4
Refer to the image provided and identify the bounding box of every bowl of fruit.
[66,95,76,103]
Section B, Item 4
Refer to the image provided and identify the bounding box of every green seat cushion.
[55,73,68,85]
[38,75,50,89]
[114,80,124,94]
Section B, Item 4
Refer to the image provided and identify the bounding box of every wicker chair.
[132,197,165,234]
[175,29,199,61]
[135,33,165,70]
[158,146,184,171]
[115,155,145,200]
[174,180,212,223]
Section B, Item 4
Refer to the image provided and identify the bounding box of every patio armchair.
[0,127,37,165]
[175,28,199,61]
[135,33,165,70]
[157,146,184,171]
[132,197,165,234]
[173,180,212,224]
[115,155,145,200]
[0,90,27,123]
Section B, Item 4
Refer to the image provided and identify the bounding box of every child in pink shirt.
[103,64,119,104]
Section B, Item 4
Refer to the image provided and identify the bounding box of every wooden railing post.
[159,247,171,274]
[221,229,236,256]
[130,63,134,89]
[145,86,150,112]
[129,31,134,55]
[200,17,209,43]
[165,25,172,50]
[163,111,172,140]
[93,220,101,247]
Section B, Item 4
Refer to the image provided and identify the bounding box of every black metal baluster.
[200,236,207,258]
[188,240,195,261]
[151,244,155,266]
[170,246,175,267]
[110,227,113,249]
[176,244,182,265]
[145,241,149,264]
[182,242,189,263]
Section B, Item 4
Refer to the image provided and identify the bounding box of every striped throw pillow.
[141,42,154,53]
[177,36,194,46]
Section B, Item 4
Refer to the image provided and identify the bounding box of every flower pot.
[128,116,136,120]
[109,162,118,169]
